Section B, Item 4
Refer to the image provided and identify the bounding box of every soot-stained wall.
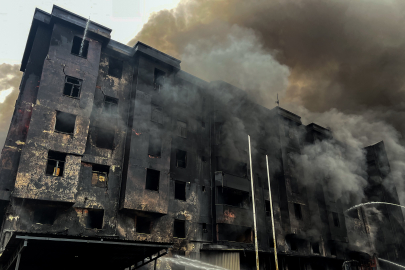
[1,6,404,270]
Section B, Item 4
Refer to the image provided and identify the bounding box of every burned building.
[0,5,404,270]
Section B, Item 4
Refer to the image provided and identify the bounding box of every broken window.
[217,187,250,208]
[289,238,298,251]
[312,242,320,254]
[54,111,76,135]
[33,207,57,225]
[290,177,300,194]
[154,68,165,90]
[173,219,186,238]
[151,108,163,124]
[202,223,208,233]
[348,208,360,219]
[175,181,186,201]
[217,224,253,243]
[332,212,340,227]
[91,164,109,188]
[71,36,89,58]
[108,57,123,78]
[136,216,151,234]
[148,135,162,157]
[294,203,302,220]
[330,243,337,256]
[176,150,187,168]
[86,209,104,229]
[46,151,67,177]
[95,127,115,149]
[103,96,119,115]
[63,76,82,98]
[177,121,187,138]
[145,168,160,191]
[265,200,271,216]
[236,228,253,243]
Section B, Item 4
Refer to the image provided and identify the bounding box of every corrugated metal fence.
[201,251,240,270]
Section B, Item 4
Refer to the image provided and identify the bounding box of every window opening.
[330,243,337,256]
[33,208,57,225]
[290,177,300,194]
[265,200,271,216]
[312,242,320,254]
[175,181,186,201]
[154,69,166,90]
[332,212,340,227]
[92,164,109,188]
[294,203,302,220]
[202,223,208,233]
[177,121,187,138]
[103,96,119,115]
[173,219,186,238]
[95,127,115,149]
[108,57,123,78]
[145,168,160,191]
[86,209,104,229]
[236,228,253,243]
[201,156,207,162]
[71,36,89,58]
[290,239,298,251]
[348,208,360,219]
[202,186,206,192]
[46,151,67,177]
[201,121,205,128]
[55,111,76,135]
[151,108,163,124]
[63,76,82,98]
[217,186,250,208]
[176,150,187,168]
[148,135,162,157]
[136,216,151,234]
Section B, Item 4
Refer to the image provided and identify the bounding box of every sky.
[0,0,181,64]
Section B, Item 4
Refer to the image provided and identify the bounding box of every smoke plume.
[128,0,405,204]
[0,64,21,149]
[129,0,405,135]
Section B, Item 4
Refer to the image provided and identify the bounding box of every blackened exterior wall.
[0,5,403,270]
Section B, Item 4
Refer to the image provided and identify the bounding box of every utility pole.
[248,135,260,270]
[266,155,279,270]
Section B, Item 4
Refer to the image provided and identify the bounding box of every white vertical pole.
[248,135,260,270]
[266,155,279,270]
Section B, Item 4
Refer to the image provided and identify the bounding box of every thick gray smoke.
[128,0,405,202]
[129,0,405,135]
[296,107,405,205]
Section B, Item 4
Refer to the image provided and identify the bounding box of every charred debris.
[0,5,403,270]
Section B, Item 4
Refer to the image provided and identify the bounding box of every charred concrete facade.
[0,5,404,270]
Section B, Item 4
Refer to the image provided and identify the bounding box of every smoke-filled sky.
[1,0,405,201]
[127,0,405,204]
[129,0,405,137]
